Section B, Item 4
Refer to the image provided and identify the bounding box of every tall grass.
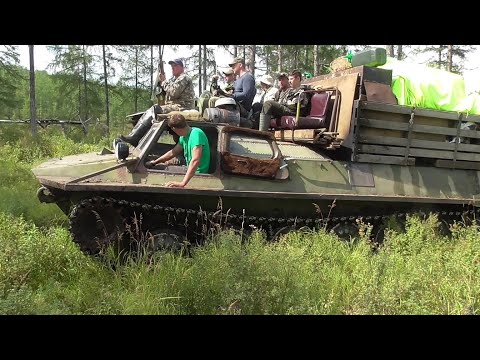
[2,125,480,314]
[1,211,480,315]
[0,126,114,227]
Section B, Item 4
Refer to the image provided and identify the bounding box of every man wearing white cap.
[259,74,279,102]
[251,74,278,129]
[259,69,309,131]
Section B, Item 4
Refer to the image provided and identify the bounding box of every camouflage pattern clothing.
[208,96,221,109]
[210,80,235,98]
[210,76,221,96]
[160,103,186,113]
[261,86,310,121]
[283,87,309,116]
[275,88,291,104]
[161,73,196,111]
[208,81,236,108]
[224,81,235,95]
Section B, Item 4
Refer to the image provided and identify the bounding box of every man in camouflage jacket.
[208,68,236,108]
[258,69,309,131]
[159,58,196,113]
[120,58,196,146]
[274,72,291,104]
[222,68,236,95]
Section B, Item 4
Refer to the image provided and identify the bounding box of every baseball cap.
[168,58,184,67]
[228,56,245,67]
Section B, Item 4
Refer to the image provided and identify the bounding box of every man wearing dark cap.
[221,68,236,95]
[275,72,291,104]
[120,58,196,146]
[160,58,196,112]
[208,68,237,108]
[259,69,309,131]
[224,56,256,121]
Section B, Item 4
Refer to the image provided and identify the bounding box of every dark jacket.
[232,72,256,111]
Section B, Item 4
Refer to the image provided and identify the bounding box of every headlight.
[115,141,130,161]
[113,137,121,150]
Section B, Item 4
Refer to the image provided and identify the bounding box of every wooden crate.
[353,101,480,167]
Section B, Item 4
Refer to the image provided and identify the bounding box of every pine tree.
[0,45,23,117]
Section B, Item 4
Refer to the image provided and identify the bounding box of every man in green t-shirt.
[145,114,210,188]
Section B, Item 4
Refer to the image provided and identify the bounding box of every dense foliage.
[0,65,152,129]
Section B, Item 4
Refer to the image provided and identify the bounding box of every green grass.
[1,211,480,315]
[0,126,115,227]
[2,125,480,314]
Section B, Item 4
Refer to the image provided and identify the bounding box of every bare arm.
[166,145,203,188]
[150,143,183,165]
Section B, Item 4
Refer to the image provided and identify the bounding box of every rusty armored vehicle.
[33,65,480,255]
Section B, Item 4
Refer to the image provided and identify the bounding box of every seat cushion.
[270,91,331,130]
[309,92,330,118]
[272,116,327,130]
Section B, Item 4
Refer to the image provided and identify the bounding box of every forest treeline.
[0,45,475,135]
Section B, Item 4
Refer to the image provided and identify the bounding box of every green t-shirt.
[179,127,210,174]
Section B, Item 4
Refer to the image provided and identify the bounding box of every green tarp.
[379,57,480,115]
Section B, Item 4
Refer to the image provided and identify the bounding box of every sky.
[17,45,235,96]
[17,45,480,94]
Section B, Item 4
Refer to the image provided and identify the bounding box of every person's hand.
[159,73,166,82]
[211,75,219,82]
[165,181,185,188]
[217,88,227,96]
[145,160,156,168]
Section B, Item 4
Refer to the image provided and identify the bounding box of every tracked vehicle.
[33,65,480,255]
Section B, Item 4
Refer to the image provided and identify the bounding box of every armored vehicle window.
[221,132,283,179]
[149,131,182,159]
[144,124,218,174]
[145,130,186,167]
[229,134,274,160]
[157,132,176,145]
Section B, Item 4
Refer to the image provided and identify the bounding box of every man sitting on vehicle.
[120,58,196,147]
[145,114,210,188]
[251,74,279,129]
[213,56,256,121]
[204,57,256,128]
[258,69,309,131]
[274,72,291,103]
[229,57,256,119]
[208,67,236,108]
